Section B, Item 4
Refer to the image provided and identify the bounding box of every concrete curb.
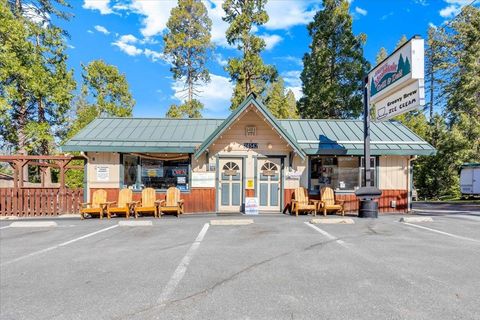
[10,221,57,228]
[400,216,433,223]
[118,221,153,227]
[210,219,254,226]
[310,218,355,224]
[0,216,19,220]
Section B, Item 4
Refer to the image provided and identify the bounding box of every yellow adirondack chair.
[80,189,107,219]
[157,187,184,217]
[320,187,345,216]
[291,187,319,217]
[107,188,134,219]
[134,188,158,218]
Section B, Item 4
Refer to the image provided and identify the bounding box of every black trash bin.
[355,187,382,218]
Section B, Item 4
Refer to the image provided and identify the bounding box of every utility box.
[460,163,480,197]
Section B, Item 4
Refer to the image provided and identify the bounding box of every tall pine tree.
[299,0,369,119]
[222,0,277,110]
[163,0,212,118]
[264,77,298,118]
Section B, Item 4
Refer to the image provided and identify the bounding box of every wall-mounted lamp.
[267,143,273,150]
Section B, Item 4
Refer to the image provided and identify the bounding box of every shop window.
[122,155,190,191]
[309,156,376,192]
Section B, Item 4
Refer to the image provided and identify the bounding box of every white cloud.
[205,0,231,47]
[87,30,94,34]
[260,34,283,50]
[127,0,177,37]
[83,0,112,15]
[264,0,317,30]
[381,11,394,20]
[428,22,437,29]
[112,34,143,56]
[172,74,233,116]
[23,3,50,27]
[144,48,165,62]
[94,25,110,35]
[440,4,460,17]
[282,70,303,100]
[439,0,477,18]
[355,6,368,16]
[214,53,228,67]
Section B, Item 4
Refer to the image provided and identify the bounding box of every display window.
[309,156,376,192]
[122,154,190,191]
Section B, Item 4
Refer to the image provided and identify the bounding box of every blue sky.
[57,0,477,118]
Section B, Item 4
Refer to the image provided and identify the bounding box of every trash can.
[355,187,382,218]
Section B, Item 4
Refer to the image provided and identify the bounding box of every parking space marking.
[0,225,119,267]
[158,223,210,305]
[402,222,480,244]
[304,222,349,248]
[0,226,10,230]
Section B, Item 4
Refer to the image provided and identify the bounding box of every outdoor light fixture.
[267,143,273,150]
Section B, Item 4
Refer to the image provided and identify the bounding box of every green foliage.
[298,0,370,119]
[375,47,388,65]
[0,0,75,154]
[396,34,408,49]
[67,60,135,139]
[222,0,277,110]
[166,99,203,118]
[264,77,298,118]
[164,0,212,104]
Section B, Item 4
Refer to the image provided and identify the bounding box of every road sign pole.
[363,76,371,187]
[356,76,381,218]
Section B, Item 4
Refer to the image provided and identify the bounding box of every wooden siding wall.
[379,156,408,190]
[0,188,84,216]
[283,189,408,214]
[90,188,216,213]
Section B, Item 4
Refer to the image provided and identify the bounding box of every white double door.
[257,158,281,211]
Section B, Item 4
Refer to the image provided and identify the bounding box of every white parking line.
[402,222,480,244]
[158,223,210,305]
[0,225,119,267]
[304,222,349,248]
[0,226,10,230]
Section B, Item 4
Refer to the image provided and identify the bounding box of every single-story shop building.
[62,95,435,214]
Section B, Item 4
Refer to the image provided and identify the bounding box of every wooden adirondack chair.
[134,188,158,218]
[291,187,319,217]
[80,189,108,219]
[320,187,345,216]
[157,187,184,217]
[107,188,134,219]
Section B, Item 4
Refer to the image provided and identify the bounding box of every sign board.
[375,80,425,121]
[243,143,258,149]
[244,197,259,215]
[286,170,302,180]
[224,169,238,176]
[262,170,276,176]
[191,172,215,188]
[96,166,109,181]
[369,38,424,104]
[246,179,254,189]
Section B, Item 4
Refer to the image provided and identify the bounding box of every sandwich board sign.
[368,37,425,121]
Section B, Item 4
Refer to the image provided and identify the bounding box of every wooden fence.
[0,188,84,216]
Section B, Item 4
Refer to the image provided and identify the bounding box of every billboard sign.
[375,79,425,121]
[369,37,424,104]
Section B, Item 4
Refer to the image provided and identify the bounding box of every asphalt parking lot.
[1,207,480,320]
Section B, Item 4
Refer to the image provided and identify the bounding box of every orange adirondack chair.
[80,189,108,219]
[134,188,158,218]
[291,187,319,217]
[107,188,134,219]
[157,187,184,217]
[320,187,345,216]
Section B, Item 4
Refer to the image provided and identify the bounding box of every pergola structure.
[0,155,87,189]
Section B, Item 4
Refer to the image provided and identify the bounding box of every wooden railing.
[0,188,84,216]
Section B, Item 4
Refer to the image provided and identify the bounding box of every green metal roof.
[193,94,306,159]
[278,119,435,156]
[62,118,224,153]
[62,107,435,156]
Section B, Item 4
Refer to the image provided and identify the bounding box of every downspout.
[407,155,417,213]
[81,152,90,202]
